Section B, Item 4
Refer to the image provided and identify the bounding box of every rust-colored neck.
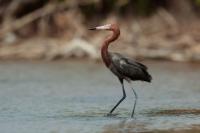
[101,29,120,67]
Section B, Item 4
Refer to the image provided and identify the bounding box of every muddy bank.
[0,10,200,62]
[103,123,200,133]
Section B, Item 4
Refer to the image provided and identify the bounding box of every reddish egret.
[89,23,152,118]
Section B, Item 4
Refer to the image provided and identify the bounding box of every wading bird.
[89,23,152,118]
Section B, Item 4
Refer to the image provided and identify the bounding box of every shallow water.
[0,61,199,133]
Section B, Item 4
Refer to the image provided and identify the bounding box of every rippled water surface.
[0,61,200,133]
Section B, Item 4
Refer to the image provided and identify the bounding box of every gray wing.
[109,53,152,82]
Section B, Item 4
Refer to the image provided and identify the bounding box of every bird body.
[89,23,152,118]
[108,52,152,82]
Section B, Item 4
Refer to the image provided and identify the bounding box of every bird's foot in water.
[105,113,118,117]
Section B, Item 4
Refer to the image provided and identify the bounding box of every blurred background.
[0,1,200,133]
[0,0,200,61]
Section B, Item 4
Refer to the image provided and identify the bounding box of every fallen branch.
[0,2,66,38]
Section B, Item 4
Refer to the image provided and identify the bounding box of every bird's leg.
[131,86,138,118]
[107,79,126,116]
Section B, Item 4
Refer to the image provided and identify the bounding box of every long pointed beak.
[88,28,96,30]
[88,24,111,30]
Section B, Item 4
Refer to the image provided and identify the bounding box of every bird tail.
[146,74,152,82]
[143,70,152,83]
